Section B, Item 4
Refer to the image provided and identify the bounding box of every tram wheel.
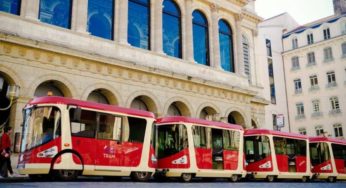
[327,176,336,183]
[302,176,309,182]
[55,170,78,181]
[267,175,275,182]
[131,171,151,182]
[230,174,239,182]
[181,173,193,182]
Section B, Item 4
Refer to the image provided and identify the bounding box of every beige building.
[0,0,267,145]
[282,3,346,138]
[258,13,298,132]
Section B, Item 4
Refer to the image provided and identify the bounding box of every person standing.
[0,127,13,178]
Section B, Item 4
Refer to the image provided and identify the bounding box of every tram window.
[70,109,97,138]
[332,144,346,160]
[296,140,307,156]
[192,125,209,148]
[157,124,188,159]
[223,130,240,151]
[273,137,286,154]
[245,136,271,163]
[126,117,147,143]
[97,113,115,140]
[310,143,330,166]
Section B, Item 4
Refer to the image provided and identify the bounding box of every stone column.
[152,0,164,53]
[117,0,129,45]
[210,4,221,70]
[183,0,194,63]
[21,0,39,20]
[235,14,245,76]
[72,0,88,34]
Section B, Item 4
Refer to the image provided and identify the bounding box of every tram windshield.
[244,136,271,163]
[157,124,188,159]
[21,106,61,152]
[310,143,330,166]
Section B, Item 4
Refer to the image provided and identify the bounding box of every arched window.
[162,0,181,58]
[242,35,250,82]
[192,10,209,66]
[128,0,150,49]
[0,0,21,15]
[39,0,72,29]
[219,19,234,72]
[87,0,114,40]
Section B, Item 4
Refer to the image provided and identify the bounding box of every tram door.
[212,129,224,169]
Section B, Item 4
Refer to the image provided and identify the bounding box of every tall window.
[162,0,181,58]
[330,96,340,111]
[342,21,346,34]
[312,100,320,113]
[327,71,336,87]
[0,0,21,15]
[323,47,333,62]
[307,33,314,44]
[128,0,150,49]
[242,35,250,81]
[292,37,298,49]
[299,128,307,135]
[307,52,316,65]
[315,126,324,136]
[342,43,346,57]
[87,0,114,40]
[323,28,331,40]
[310,75,318,88]
[193,10,209,66]
[334,124,343,137]
[291,56,300,70]
[39,0,72,29]
[266,39,272,57]
[294,79,302,94]
[218,19,234,72]
[296,103,305,117]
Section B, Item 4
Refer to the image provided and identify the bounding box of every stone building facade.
[0,0,266,142]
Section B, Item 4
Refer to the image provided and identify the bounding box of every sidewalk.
[7,153,27,178]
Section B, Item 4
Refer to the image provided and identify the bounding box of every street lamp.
[0,77,4,92]
[0,85,20,111]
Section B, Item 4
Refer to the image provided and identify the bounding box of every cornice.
[0,34,261,104]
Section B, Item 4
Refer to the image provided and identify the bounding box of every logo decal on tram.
[259,161,272,169]
[172,155,188,165]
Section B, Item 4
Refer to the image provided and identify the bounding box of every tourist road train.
[16,97,346,182]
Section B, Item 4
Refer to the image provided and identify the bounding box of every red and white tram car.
[244,129,311,182]
[309,137,346,182]
[155,116,245,182]
[17,96,156,181]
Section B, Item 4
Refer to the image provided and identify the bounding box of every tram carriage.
[17,96,157,181]
[309,137,346,182]
[154,116,245,182]
[244,129,311,182]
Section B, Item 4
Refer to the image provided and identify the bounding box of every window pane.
[162,0,181,58]
[193,11,209,66]
[219,20,234,72]
[39,0,72,28]
[0,0,21,15]
[87,0,114,40]
[128,0,150,49]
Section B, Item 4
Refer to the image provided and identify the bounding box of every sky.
[255,0,334,25]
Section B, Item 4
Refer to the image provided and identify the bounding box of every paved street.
[0,177,345,188]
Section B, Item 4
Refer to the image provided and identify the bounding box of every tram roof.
[309,136,346,145]
[27,96,155,118]
[244,129,308,140]
[156,116,243,130]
